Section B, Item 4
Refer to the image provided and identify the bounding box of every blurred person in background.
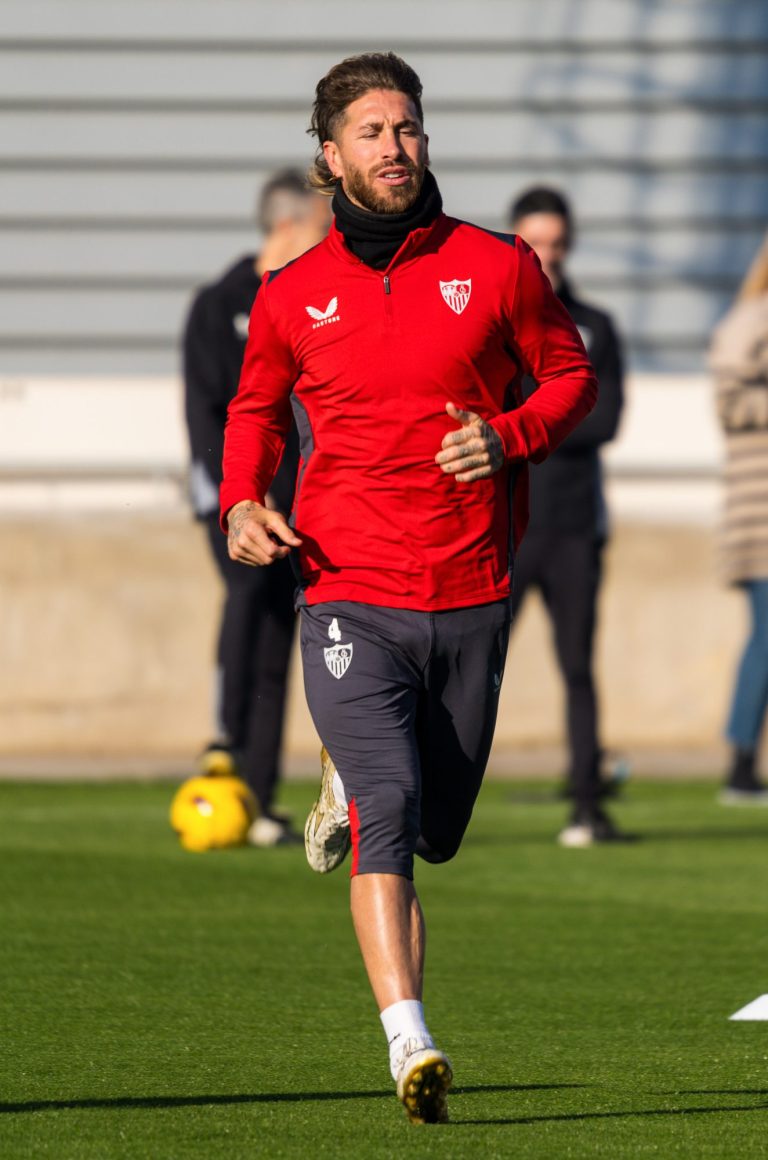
[508,187,626,846]
[710,232,768,803]
[183,171,330,846]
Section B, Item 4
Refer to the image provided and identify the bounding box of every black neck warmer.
[332,169,443,269]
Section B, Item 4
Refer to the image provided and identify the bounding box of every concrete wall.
[0,513,742,765]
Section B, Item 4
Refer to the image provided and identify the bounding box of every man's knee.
[351,783,420,877]
[415,832,461,865]
[417,775,482,866]
[372,781,419,835]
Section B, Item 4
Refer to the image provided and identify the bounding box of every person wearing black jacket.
[509,187,625,846]
[182,171,329,845]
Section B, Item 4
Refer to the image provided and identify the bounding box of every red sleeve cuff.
[219,487,265,533]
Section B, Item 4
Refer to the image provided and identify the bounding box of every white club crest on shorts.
[324,642,353,679]
[440,279,472,315]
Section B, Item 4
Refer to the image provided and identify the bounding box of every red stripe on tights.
[348,797,360,877]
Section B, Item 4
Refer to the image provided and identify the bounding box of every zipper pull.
[383,275,391,295]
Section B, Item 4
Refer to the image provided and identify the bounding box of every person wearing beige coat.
[711,235,768,802]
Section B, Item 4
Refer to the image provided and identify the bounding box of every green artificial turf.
[0,777,767,1158]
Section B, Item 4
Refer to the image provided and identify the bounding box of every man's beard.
[343,159,426,214]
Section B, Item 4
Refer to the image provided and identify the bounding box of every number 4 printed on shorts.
[324,617,353,679]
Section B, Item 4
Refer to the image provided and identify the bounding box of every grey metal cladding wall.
[1,0,767,375]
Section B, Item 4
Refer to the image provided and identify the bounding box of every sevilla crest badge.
[440,279,472,315]
[324,642,353,679]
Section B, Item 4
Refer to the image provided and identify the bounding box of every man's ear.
[424,134,430,168]
[322,139,343,179]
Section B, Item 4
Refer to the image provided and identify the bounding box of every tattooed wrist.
[487,426,504,471]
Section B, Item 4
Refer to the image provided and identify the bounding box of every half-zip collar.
[327,213,451,278]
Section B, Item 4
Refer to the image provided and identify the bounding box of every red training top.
[221,214,597,611]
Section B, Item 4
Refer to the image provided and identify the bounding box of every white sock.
[331,770,347,808]
[380,999,434,1080]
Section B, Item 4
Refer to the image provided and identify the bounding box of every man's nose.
[379,128,404,158]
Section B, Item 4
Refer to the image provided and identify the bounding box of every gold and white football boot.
[395,1040,453,1125]
[304,747,351,873]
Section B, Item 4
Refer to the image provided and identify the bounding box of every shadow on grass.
[10,1084,763,1127]
[0,1082,584,1116]
[457,1099,768,1127]
[674,1088,768,1096]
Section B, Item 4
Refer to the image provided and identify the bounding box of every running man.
[221,52,597,1123]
